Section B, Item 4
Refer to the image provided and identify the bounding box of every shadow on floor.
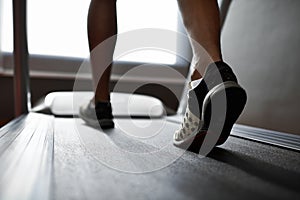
[208,147,300,194]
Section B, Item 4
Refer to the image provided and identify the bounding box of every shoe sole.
[174,81,247,153]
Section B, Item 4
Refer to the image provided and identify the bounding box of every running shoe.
[79,100,114,129]
[173,61,247,152]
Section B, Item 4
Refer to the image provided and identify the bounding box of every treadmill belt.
[0,113,299,200]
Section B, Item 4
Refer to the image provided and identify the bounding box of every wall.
[222,0,300,134]
[1,0,300,135]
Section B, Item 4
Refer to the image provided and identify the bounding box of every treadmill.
[1,0,299,200]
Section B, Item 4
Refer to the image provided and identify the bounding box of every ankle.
[93,96,110,104]
[193,57,222,78]
[191,69,202,81]
[203,61,238,89]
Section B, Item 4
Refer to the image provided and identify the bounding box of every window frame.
[0,13,192,83]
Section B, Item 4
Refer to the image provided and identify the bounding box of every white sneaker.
[173,61,247,152]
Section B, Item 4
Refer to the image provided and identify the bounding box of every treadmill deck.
[0,113,299,200]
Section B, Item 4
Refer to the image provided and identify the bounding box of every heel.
[201,84,247,147]
[215,86,247,145]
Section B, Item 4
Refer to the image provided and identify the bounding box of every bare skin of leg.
[88,0,117,102]
[88,0,222,102]
[177,0,223,81]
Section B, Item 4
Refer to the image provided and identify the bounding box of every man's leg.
[177,0,222,79]
[88,0,117,102]
[174,0,247,151]
[79,0,117,128]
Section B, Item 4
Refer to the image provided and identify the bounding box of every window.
[116,0,178,64]
[1,0,179,64]
[0,0,191,114]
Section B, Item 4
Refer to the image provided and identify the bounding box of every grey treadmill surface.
[0,113,299,200]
